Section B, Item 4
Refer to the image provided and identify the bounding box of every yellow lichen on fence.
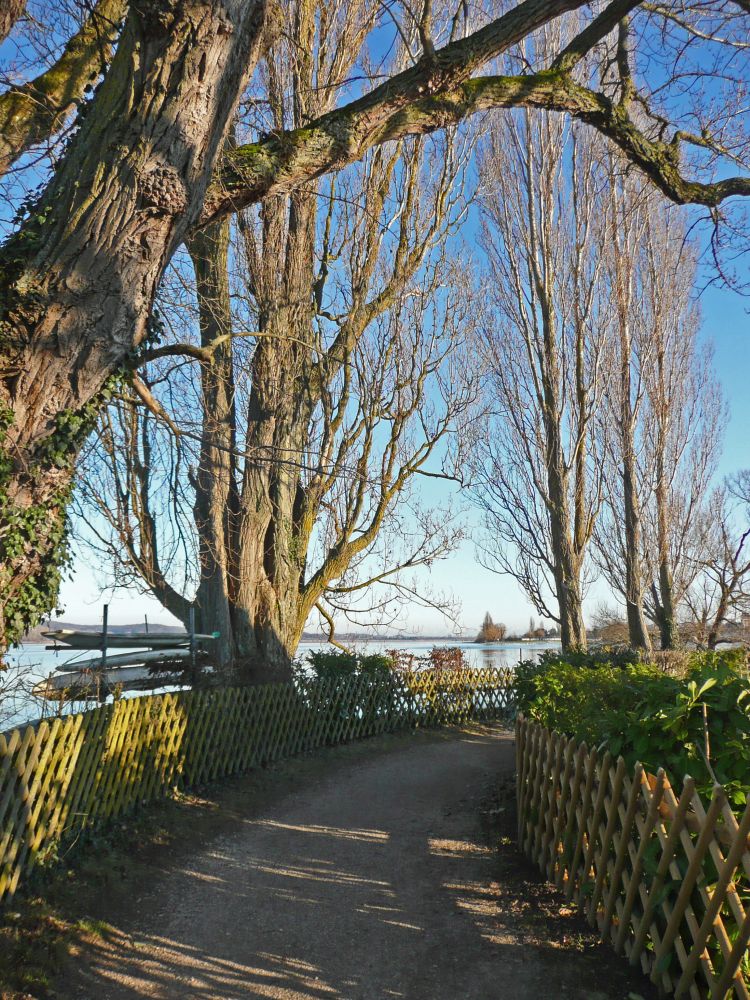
[515,715,750,999]
[0,668,514,903]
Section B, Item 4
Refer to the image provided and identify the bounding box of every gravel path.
[63,724,651,1000]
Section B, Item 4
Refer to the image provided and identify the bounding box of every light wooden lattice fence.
[0,667,513,903]
[516,715,750,999]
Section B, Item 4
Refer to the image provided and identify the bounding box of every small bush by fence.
[0,667,513,903]
[516,715,750,999]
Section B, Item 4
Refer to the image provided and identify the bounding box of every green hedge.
[516,648,750,807]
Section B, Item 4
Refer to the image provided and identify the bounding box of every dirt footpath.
[61,724,654,1000]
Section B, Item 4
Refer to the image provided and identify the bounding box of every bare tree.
[594,178,724,650]
[475,612,506,643]
[77,241,476,677]
[468,68,609,651]
[684,483,750,648]
[641,244,723,649]
[599,159,653,651]
[75,29,478,678]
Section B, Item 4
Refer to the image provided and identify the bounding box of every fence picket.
[516,716,750,999]
[549,738,577,884]
[588,758,627,924]
[600,763,644,940]
[0,667,513,903]
[539,733,565,876]
[615,769,665,954]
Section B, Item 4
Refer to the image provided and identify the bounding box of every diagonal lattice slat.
[0,667,514,902]
[516,716,750,999]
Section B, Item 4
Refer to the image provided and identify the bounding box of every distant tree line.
[467,22,745,654]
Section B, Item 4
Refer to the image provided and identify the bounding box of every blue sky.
[703,285,750,482]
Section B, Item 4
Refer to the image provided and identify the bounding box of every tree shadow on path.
[63,725,657,1000]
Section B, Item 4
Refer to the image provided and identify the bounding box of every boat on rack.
[34,618,219,699]
[51,648,192,672]
[32,663,186,697]
[42,630,217,650]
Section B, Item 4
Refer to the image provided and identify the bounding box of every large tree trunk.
[188,197,318,682]
[231,184,318,682]
[0,0,267,647]
[541,303,587,652]
[554,558,587,651]
[546,430,587,650]
[215,8,323,681]
[656,558,677,649]
[706,594,728,650]
[188,219,239,671]
[233,337,314,680]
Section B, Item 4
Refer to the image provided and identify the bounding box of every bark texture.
[232,190,319,679]
[0,0,267,645]
[0,0,25,43]
[187,219,239,670]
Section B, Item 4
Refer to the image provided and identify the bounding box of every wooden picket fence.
[0,667,513,903]
[516,715,750,999]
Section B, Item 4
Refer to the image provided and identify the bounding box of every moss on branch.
[205,66,750,225]
[0,0,126,176]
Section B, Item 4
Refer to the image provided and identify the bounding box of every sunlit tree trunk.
[605,164,652,654]
[188,219,239,670]
[543,323,588,651]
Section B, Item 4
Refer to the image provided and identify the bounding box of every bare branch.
[0,0,126,176]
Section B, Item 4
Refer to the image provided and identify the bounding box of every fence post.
[189,606,196,682]
[99,603,109,706]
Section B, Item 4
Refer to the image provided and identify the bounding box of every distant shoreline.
[19,627,562,647]
[299,635,561,644]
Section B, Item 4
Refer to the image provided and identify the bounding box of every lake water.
[297,637,559,670]
[1,637,560,734]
